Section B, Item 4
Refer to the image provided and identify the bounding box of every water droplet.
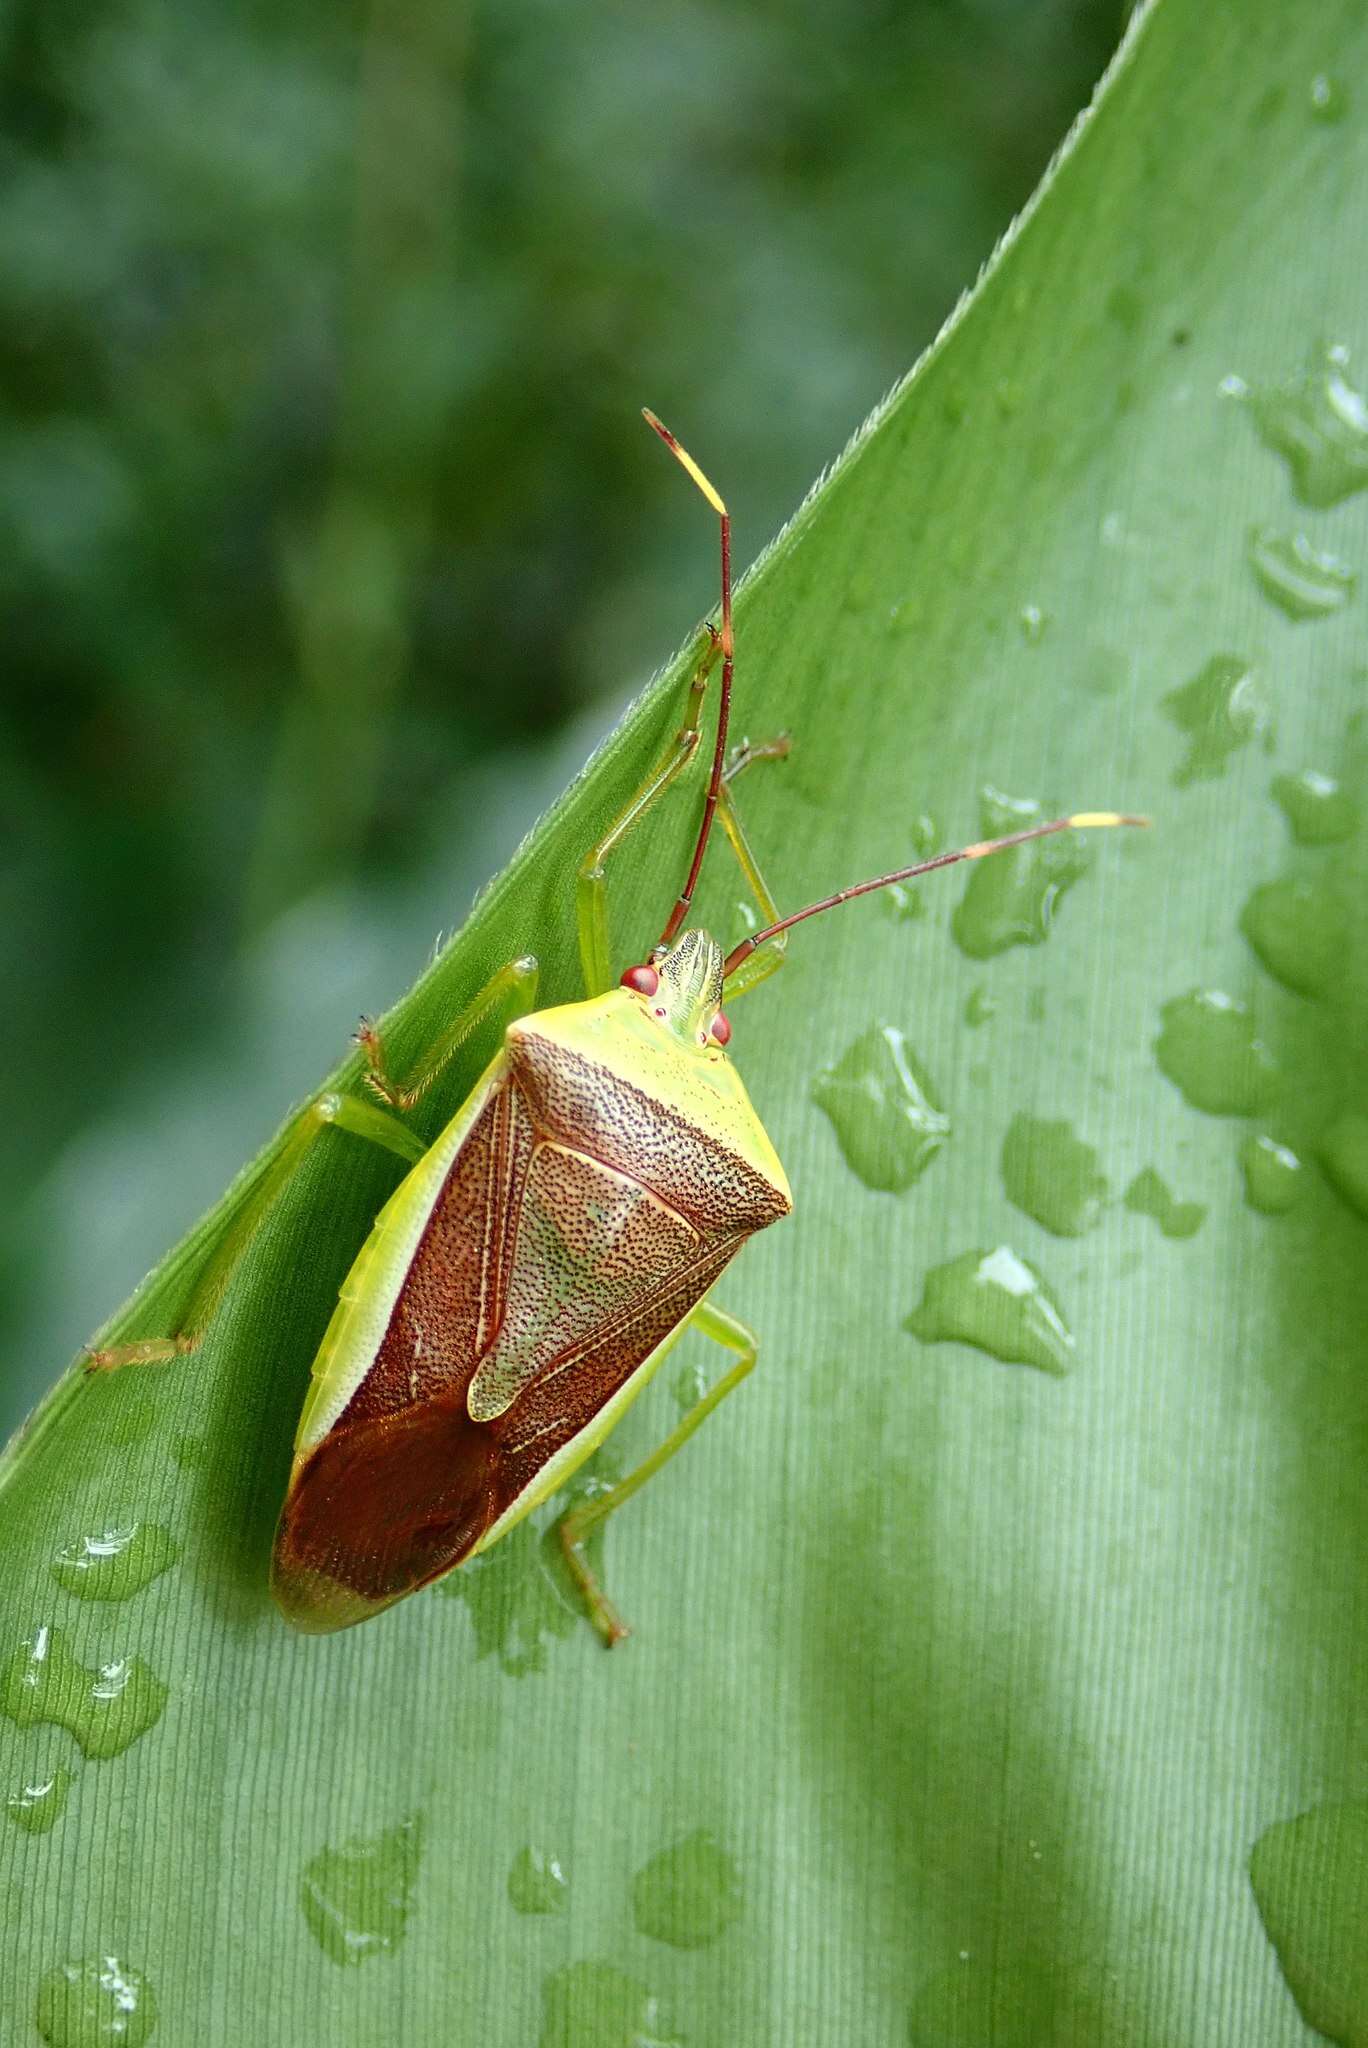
[811,1024,950,1193]
[1271,768,1358,845]
[728,897,760,949]
[1240,1134,1303,1214]
[910,813,939,856]
[36,1955,157,2047]
[1250,1800,1368,2045]
[1320,1112,1368,1220]
[1000,1114,1108,1237]
[1155,990,1280,1115]
[1162,655,1270,786]
[437,1454,619,1676]
[1,1626,167,1760]
[538,1961,680,2048]
[671,1361,709,1414]
[1018,604,1048,644]
[1242,348,1368,506]
[7,1766,73,1835]
[1240,877,1345,996]
[882,880,925,923]
[508,1845,569,1916]
[951,787,1093,959]
[50,1524,179,1603]
[1248,526,1356,621]
[964,987,996,1028]
[1309,73,1348,123]
[905,1246,1073,1375]
[1123,1168,1206,1239]
[632,1829,744,1951]
[300,1814,423,1966]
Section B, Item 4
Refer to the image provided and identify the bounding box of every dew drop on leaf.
[0,1626,167,1760]
[1250,1801,1368,2046]
[1238,345,1368,506]
[508,1845,569,1916]
[1161,656,1270,786]
[1270,768,1358,845]
[50,1523,180,1603]
[1122,1168,1206,1240]
[1154,990,1280,1116]
[1247,526,1355,621]
[7,1765,73,1835]
[36,1955,157,2048]
[1239,1134,1303,1215]
[905,1246,1074,1376]
[300,1814,424,1966]
[1000,1113,1109,1237]
[811,1024,950,1193]
[951,787,1094,958]
[631,1828,744,1951]
[964,986,997,1028]
[538,1960,681,2048]
[1240,876,1345,996]
[1319,1112,1368,1220]
[1309,73,1348,122]
[882,880,925,923]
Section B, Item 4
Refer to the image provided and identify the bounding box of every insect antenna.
[722,812,1149,981]
[643,409,733,950]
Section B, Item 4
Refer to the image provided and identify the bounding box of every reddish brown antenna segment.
[722,812,1149,979]
[643,409,734,951]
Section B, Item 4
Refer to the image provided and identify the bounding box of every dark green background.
[0,0,1119,1432]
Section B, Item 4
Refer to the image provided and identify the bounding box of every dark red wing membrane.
[272,1230,739,1623]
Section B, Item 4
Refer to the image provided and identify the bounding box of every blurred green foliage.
[0,0,1118,1425]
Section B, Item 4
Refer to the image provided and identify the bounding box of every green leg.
[557,1299,758,1647]
[358,954,539,1109]
[86,956,540,1372]
[717,736,790,1001]
[85,1093,423,1371]
[576,633,723,996]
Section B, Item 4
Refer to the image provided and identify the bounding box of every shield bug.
[89,411,1145,1644]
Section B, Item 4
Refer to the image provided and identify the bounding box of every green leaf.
[5,2,1368,2039]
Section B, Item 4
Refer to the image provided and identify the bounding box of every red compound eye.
[620,963,659,997]
[710,1010,731,1047]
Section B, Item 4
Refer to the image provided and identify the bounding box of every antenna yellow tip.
[640,408,727,517]
[1068,811,1150,831]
